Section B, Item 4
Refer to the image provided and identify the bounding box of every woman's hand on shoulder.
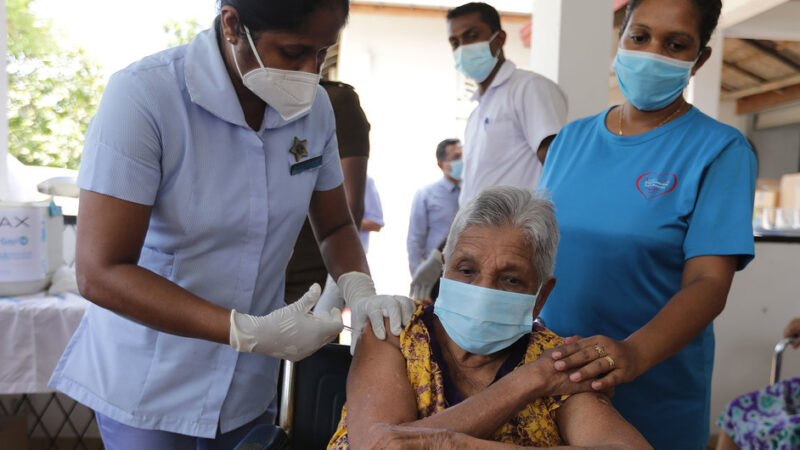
[548,335,645,392]
[518,348,597,399]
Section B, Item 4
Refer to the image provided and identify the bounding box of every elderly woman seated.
[328,187,650,449]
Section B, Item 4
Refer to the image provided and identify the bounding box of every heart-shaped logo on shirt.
[636,173,677,199]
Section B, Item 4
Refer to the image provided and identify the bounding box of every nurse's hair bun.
[216,0,350,35]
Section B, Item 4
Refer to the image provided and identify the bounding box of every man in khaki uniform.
[284,80,371,303]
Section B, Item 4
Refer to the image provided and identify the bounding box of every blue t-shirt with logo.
[539,106,756,449]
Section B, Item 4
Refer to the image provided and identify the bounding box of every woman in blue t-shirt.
[538,0,756,448]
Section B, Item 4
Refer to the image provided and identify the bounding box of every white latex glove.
[337,272,416,354]
[229,283,343,362]
[313,274,345,318]
[409,249,442,301]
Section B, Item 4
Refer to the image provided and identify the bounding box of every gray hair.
[443,186,559,286]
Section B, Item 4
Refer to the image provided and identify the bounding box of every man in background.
[407,139,461,275]
[449,2,566,204]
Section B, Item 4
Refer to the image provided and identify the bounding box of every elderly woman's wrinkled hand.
[365,423,466,450]
[784,318,800,348]
[549,335,644,392]
[521,348,598,398]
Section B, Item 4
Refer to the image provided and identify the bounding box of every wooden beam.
[723,60,769,83]
[736,82,800,114]
[721,73,800,100]
[350,3,531,24]
[743,39,800,72]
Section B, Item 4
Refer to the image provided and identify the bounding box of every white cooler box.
[0,201,63,296]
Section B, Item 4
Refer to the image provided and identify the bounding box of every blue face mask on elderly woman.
[434,277,538,355]
[614,48,696,111]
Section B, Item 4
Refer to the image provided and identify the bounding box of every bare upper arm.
[307,185,354,242]
[681,255,737,289]
[536,134,556,165]
[346,317,415,449]
[556,393,651,448]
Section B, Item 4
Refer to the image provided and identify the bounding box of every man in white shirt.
[409,2,568,300]
[448,2,567,206]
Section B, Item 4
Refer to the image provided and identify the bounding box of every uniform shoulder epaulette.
[320,80,355,90]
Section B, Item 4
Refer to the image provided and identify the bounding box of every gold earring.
[225,36,233,43]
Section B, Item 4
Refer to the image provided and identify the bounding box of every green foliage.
[6,0,105,169]
[163,18,205,47]
[6,4,204,170]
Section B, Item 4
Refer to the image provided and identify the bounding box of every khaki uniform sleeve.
[322,82,371,159]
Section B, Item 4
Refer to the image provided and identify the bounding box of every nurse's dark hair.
[216,0,349,34]
[436,139,460,163]
[620,0,722,50]
[447,3,502,33]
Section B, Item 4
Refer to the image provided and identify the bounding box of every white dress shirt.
[459,60,567,205]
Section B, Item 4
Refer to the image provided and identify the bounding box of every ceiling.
[722,38,800,101]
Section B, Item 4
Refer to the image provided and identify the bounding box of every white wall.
[751,123,800,179]
[531,0,614,122]
[718,100,750,134]
[723,0,800,40]
[355,0,532,14]
[687,31,724,119]
[338,11,531,294]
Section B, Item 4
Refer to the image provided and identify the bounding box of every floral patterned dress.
[718,377,800,449]
[327,305,569,449]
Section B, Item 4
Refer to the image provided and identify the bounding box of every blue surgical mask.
[614,48,696,111]
[454,32,500,82]
[448,159,463,180]
[433,278,537,355]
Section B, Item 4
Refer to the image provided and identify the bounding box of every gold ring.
[594,344,605,356]
[604,355,615,370]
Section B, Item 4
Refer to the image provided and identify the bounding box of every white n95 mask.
[231,25,321,121]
